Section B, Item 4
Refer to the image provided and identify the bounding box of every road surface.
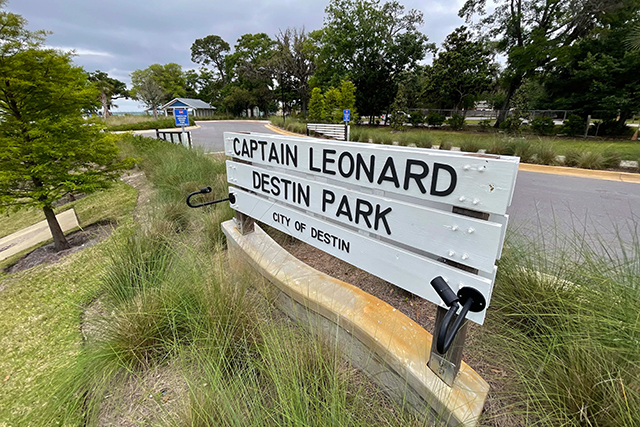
[141,120,640,251]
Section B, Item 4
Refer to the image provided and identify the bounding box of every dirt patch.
[97,361,188,427]
[121,168,155,227]
[4,222,115,274]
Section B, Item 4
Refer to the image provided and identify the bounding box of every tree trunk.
[152,106,158,120]
[100,91,111,118]
[43,205,71,251]
[494,77,523,127]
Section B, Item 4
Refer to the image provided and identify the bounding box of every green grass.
[0,180,138,239]
[0,187,138,424]
[88,115,194,131]
[475,229,640,426]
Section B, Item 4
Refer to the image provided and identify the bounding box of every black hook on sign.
[186,187,236,208]
[430,276,486,354]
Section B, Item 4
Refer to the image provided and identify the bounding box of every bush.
[408,111,425,127]
[592,119,632,137]
[447,114,465,131]
[439,141,452,150]
[562,114,586,137]
[426,112,446,127]
[564,149,581,167]
[486,138,509,155]
[578,151,604,169]
[602,150,622,169]
[459,138,481,153]
[511,140,535,163]
[535,143,557,165]
[531,116,556,136]
[478,119,492,132]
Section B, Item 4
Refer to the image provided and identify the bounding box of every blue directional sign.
[174,108,189,127]
[343,109,351,122]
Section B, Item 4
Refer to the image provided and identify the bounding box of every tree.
[130,63,186,108]
[191,35,231,84]
[459,0,640,125]
[540,18,640,129]
[308,87,326,121]
[424,26,496,111]
[314,0,432,120]
[0,6,132,251]
[273,27,316,114]
[130,71,165,118]
[87,70,129,117]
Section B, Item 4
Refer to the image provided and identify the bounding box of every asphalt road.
[147,120,640,250]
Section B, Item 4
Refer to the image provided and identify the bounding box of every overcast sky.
[9,0,468,111]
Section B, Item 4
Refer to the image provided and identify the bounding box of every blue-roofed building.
[161,98,216,118]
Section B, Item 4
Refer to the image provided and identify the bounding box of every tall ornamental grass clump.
[485,229,640,427]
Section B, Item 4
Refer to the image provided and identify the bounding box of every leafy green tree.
[541,19,640,129]
[223,86,254,116]
[314,0,432,120]
[130,63,186,107]
[0,6,132,251]
[424,27,496,111]
[130,72,165,118]
[459,0,639,125]
[87,70,129,117]
[324,86,342,122]
[191,35,231,84]
[308,87,326,121]
[389,82,409,131]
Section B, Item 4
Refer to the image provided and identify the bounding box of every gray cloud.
[10,0,467,111]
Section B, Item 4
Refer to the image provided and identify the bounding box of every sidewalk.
[0,209,79,262]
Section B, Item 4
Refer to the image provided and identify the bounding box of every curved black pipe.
[186,187,235,208]
[435,297,474,354]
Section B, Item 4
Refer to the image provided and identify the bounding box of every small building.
[161,98,216,118]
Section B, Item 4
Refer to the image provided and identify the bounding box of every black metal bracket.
[430,276,486,354]
[186,187,236,208]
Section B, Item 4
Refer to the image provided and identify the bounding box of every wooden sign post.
[223,132,519,385]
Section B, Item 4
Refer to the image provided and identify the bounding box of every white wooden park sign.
[224,132,519,326]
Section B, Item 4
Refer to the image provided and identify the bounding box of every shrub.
[578,151,604,169]
[486,138,509,155]
[499,116,524,134]
[602,150,622,169]
[511,140,535,163]
[535,143,557,165]
[459,138,481,153]
[439,141,452,150]
[409,111,425,127]
[447,114,465,130]
[426,112,446,127]
[593,119,632,137]
[531,116,555,136]
[562,114,586,137]
[478,119,492,132]
[564,149,581,167]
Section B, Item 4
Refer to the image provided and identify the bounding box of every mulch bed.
[4,222,114,274]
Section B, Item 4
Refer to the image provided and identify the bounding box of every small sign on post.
[174,108,190,147]
[343,109,351,141]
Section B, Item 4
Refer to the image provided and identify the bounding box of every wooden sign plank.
[230,187,494,325]
[224,132,519,215]
[227,161,505,273]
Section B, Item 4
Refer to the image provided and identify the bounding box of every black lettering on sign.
[322,149,337,175]
[336,195,353,221]
[322,189,335,212]
[377,157,400,188]
[233,138,241,156]
[310,227,350,253]
[309,147,321,172]
[430,163,457,197]
[404,159,429,194]
[338,152,355,177]
[356,154,375,183]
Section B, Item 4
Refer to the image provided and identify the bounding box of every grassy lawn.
[0,183,138,425]
[0,180,138,239]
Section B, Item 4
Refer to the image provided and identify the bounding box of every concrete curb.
[264,123,307,137]
[222,220,488,427]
